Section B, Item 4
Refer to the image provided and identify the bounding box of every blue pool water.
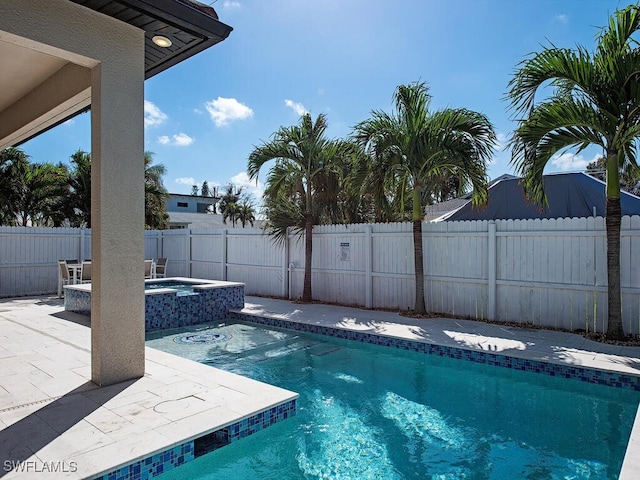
[147,321,640,480]
[145,280,200,294]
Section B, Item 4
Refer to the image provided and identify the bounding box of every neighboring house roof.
[424,198,469,221]
[69,0,233,79]
[435,172,640,221]
[424,174,518,221]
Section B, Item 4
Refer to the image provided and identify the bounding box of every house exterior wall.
[167,194,217,214]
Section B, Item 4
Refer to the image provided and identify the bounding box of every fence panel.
[159,230,190,277]
[2,217,640,334]
[190,229,223,280]
[226,228,284,296]
[0,227,83,296]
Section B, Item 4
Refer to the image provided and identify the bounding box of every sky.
[20,0,633,203]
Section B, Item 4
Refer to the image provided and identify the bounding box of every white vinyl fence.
[2,217,640,334]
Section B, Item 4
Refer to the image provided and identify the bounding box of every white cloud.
[231,171,264,201]
[205,97,253,126]
[173,133,194,146]
[285,99,308,116]
[193,108,203,114]
[144,100,167,127]
[555,14,568,23]
[158,133,195,146]
[550,152,597,171]
[223,0,241,8]
[175,177,196,186]
[317,87,325,96]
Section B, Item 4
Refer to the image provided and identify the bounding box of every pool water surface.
[147,321,640,480]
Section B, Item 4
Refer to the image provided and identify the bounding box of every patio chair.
[80,261,92,284]
[144,259,154,279]
[58,260,71,298]
[154,257,167,278]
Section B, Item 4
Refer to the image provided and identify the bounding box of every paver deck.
[0,296,296,479]
[238,296,640,375]
[1,294,640,479]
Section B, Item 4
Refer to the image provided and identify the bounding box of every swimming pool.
[147,321,640,480]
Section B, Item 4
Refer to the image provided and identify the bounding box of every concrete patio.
[1,294,640,479]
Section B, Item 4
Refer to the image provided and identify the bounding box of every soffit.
[0,42,68,112]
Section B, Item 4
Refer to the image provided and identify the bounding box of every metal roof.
[437,172,640,221]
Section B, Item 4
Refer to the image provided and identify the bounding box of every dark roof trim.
[69,0,233,79]
[119,0,232,78]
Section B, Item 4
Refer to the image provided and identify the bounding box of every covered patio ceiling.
[0,0,232,149]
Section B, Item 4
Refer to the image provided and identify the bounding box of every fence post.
[488,221,497,321]
[79,227,85,261]
[365,225,373,308]
[282,227,289,298]
[221,229,227,281]
[185,228,191,277]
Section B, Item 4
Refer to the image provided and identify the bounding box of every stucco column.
[90,35,146,386]
[0,0,147,386]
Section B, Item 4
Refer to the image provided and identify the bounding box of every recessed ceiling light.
[152,36,172,48]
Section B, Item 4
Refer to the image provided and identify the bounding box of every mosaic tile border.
[98,442,193,480]
[64,283,245,331]
[194,399,297,456]
[229,311,640,392]
[98,399,296,480]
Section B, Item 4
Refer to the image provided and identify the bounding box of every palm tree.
[218,184,243,226]
[13,161,68,227]
[586,156,640,197]
[237,202,256,227]
[506,5,640,340]
[0,148,30,225]
[67,150,92,227]
[354,82,495,314]
[248,113,347,302]
[144,151,169,229]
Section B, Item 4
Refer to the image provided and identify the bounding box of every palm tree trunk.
[302,212,313,302]
[413,219,426,313]
[412,185,426,314]
[605,196,624,339]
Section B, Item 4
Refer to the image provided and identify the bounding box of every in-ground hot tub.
[63,277,245,331]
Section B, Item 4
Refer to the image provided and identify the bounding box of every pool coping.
[64,277,245,295]
[231,296,640,480]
